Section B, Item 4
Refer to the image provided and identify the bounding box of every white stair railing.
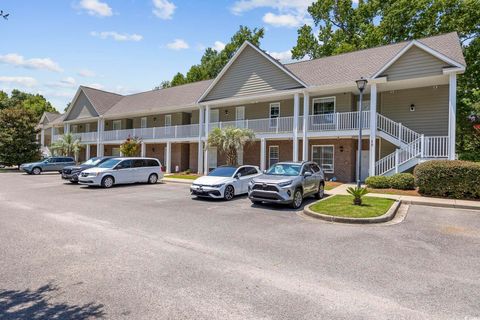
[375,137,422,175]
[377,113,420,145]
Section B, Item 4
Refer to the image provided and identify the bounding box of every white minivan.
[78,157,163,188]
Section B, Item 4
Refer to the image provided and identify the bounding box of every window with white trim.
[312,97,335,125]
[269,102,280,128]
[112,120,121,130]
[312,145,334,173]
[268,145,279,168]
[141,117,147,128]
[85,123,90,132]
[71,125,78,133]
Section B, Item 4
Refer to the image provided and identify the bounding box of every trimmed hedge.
[365,176,391,189]
[414,160,480,199]
[365,173,415,190]
[390,173,415,190]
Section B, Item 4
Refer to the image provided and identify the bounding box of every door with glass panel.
[208,147,217,172]
[269,103,280,129]
[235,106,245,128]
[164,115,172,137]
[312,145,334,174]
[268,146,279,168]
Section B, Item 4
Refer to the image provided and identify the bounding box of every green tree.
[165,25,265,87]
[119,136,141,157]
[0,89,56,120]
[0,108,40,167]
[292,0,480,159]
[207,127,255,166]
[50,133,82,161]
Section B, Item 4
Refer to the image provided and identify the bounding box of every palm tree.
[207,127,255,166]
[50,132,82,161]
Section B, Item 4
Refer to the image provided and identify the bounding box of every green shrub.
[389,173,415,190]
[365,176,391,189]
[414,160,480,199]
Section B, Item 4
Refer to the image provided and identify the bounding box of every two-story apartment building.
[38,32,465,182]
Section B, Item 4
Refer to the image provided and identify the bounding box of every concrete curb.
[162,178,193,185]
[304,195,401,224]
[401,200,480,211]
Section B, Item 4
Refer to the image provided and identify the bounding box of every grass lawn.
[166,174,200,180]
[325,181,342,190]
[310,195,395,218]
[367,188,420,197]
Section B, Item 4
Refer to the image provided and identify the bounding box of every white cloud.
[0,53,63,72]
[213,41,226,51]
[46,77,77,88]
[268,50,293,62]
[78,0,113,17]
[166,39,189,50]
[231,0,312,27]
[152,0,176,19]
[90,31,143,41]
[263,12,301,27]
[78,69,96,77]
[0,76,37,87]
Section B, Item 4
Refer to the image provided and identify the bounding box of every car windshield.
[208,166,237,177]
[97,159,122,169]
[82,157,102,166]
[266,163,301,176]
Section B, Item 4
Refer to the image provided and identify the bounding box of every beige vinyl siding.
[71,121,97,133]
[380,46,449,81]
[380,85,448,136]
[65,92,98,121]
[204,46,302,101]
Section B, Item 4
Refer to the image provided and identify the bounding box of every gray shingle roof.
[103,79,213,117]
[285,32,465,87]
[44,112,61,123]
[80,86,124,115]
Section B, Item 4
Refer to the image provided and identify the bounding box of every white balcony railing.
[308,111,370,132]
[102,123,200,141]
[424,136,449,158]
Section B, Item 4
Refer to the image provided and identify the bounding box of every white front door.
[235,106,245,128]
[208,147,217,171]
[361,150,370,181]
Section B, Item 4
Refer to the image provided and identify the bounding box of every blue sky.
[0,0,314,111]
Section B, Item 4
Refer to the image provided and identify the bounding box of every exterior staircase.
[374,113,448,176]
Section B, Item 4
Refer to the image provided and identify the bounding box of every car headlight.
[88,172,100,177]
[278,180,293,188]
[249,179,256,185]
[210,183,225,188]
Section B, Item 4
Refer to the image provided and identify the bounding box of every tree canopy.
[292,0,480,160]
[160,25,265,88]
[0,89,56,120]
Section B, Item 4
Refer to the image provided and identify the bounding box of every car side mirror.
[263,170,267,174]
[304,171,313,177]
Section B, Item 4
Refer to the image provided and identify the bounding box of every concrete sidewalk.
[328,183,480,210]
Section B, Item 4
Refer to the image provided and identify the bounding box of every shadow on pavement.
[0,282,105,320]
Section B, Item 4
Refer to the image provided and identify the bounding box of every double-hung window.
[312,145,334,173]
[112,120,121,131]
[269,103,280,128]
[268,146,279,168]
[312,97,335,126]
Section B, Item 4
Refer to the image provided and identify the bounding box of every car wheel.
[32,167,41,175]
[148,173,158,184]
[70,180,79,184]
[101,176,114,188]
[224,185,235,201]
[291,188,303,209]
[315,182,325,200]
[251,200,262,205]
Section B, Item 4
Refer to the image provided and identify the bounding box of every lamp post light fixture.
[355,77,368,188]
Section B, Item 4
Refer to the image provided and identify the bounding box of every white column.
[448,73,457,160]
[64,123,70,134]
[369,83,377,176]
[86,144,91,160]
[293,93,299,162]
[260,138,266,171]
[51,127,55,144]
[97,117,104,157]
[141,142,146,157]
[198,106,205,174]
[166,142,172,173]
[203,105,210,175]
[40,128,45,147]
[302,92,309,161]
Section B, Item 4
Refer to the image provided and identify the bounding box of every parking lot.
[1,172,479,319]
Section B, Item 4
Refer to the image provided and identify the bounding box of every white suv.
[78,157,163,188]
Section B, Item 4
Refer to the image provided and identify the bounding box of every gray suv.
[248,161,325,209]
[20,157,76,175]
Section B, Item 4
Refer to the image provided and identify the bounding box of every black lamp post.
[355,77,368,188]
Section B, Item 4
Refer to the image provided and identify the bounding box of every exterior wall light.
[410,104,415,112]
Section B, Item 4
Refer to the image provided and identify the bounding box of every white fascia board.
[198,88,304,107]
[101,104,199,120]
[443,66,465,74]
